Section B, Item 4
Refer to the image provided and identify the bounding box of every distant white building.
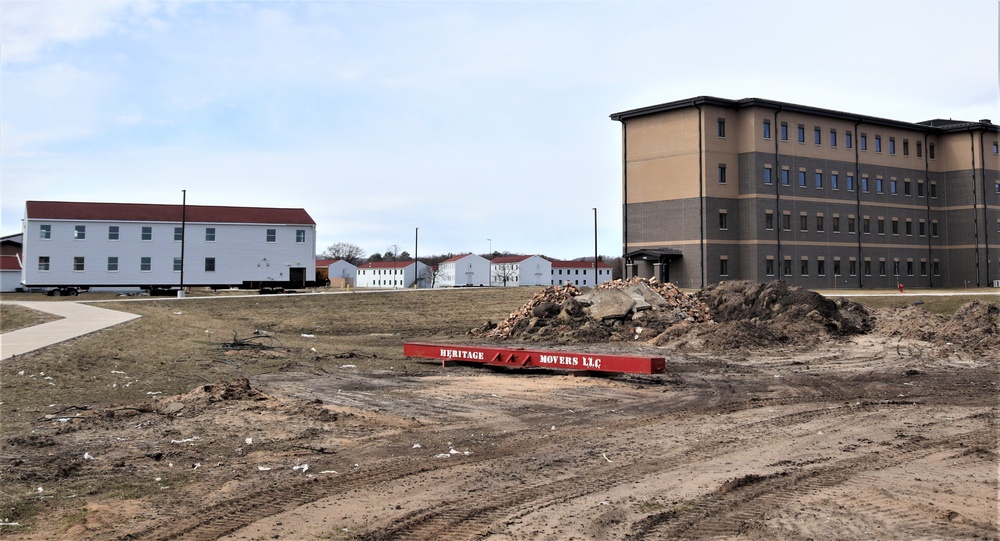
[435,254,490,287]
[316,258,358,287]
[21,200,316,292]
[1,255,22,293]
[356,260,429,289]
[1,233,23,292]
[550,260,614,287]
[489,255,551,287]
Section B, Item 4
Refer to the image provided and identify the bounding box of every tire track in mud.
[106,391,838,540]
[350,402,969,541]
[109,372,991,541]
[625,428,996,541]
[110,454,493,541]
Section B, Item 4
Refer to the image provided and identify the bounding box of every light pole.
[179,190,186,298]
[413,227,419,289]
[487,238,492,259]
[593,208,598,285]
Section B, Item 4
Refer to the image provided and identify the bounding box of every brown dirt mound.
[472,279,877,349]
[648,280,873,351]
[171,377,270,405]
[939,301,1000,351]
[876,300,1000,353]
[698,280,872,334]
[871,304,946,342]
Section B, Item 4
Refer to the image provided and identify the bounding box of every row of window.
[550,278,601,286]
[756,167,945,197]
[718,256,941,278]
[552,268,610,275]
[730,164,1000,196]
[754,119,941,159]
[717,116,998,161]
[37,225,307,243]
[38,256,216,272]
[728,210,943,237]
[360,269,407,275]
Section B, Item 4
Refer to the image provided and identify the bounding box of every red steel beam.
[403,342,665,375]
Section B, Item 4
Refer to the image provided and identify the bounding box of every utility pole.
[413,227,419,288]
[179,190,186,298]
[593,208,598,286]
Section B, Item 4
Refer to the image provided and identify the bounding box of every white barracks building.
[22,201,316,292]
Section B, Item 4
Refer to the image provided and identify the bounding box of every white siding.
[327,260,358,282]
[551,265,614,287]
[490,256,551,287]
[1,269,21,292]
[356,262,427,289]
[22,219,315,287]
[435,255,489,287]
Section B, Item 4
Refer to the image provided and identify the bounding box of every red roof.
[358,260,420,269]
[442,253,478,263]
[551,260,613,269]
[25,201,315,225]
[0,255,22,271]
[315,259,337,267]
[490,255,534,264]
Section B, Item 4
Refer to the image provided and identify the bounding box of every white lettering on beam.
[439,348,485,360]
[539,354,602,369]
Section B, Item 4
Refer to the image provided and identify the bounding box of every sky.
[2,0,997,261]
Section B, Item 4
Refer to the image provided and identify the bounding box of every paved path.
[0,301,142,360]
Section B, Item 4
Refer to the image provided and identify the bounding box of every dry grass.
[0,287,535,434]
[0,304,61,333]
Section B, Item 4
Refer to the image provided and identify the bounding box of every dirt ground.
[0,285,997,541]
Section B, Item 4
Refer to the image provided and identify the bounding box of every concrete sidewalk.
[1,301,142,360]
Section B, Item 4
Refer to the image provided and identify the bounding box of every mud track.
[108,341,997,541]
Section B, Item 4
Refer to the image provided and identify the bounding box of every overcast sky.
[2,1,997,260]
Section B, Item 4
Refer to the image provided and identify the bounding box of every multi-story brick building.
[610,96,999,289]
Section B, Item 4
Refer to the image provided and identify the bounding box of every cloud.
[0,0,137,65]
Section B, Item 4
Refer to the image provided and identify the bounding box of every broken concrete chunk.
[587,288,636,321]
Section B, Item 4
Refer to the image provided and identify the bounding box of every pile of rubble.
[471,277,713,343]
[472,278,881,350]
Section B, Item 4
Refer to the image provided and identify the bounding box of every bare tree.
[420,265,447,288]
[491,262,518,287]
[322,242,366,265]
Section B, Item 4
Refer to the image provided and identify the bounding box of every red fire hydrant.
[898,283,905,294]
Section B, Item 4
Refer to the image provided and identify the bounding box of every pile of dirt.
[938,301,1000,351]
[470,279,1000,353]
[662,280,874,351]
[871,304,945,342]
[875,300,1000,353]
[164,377,270,409]
[471,278,713,343]
[472,279,881,350]
[698,280,873,334]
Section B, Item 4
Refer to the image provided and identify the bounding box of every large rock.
[623,282,666,311]
[586,288,636,320]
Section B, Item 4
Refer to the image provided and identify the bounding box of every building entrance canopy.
[623,248,684,262]
[624,248,683,283]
